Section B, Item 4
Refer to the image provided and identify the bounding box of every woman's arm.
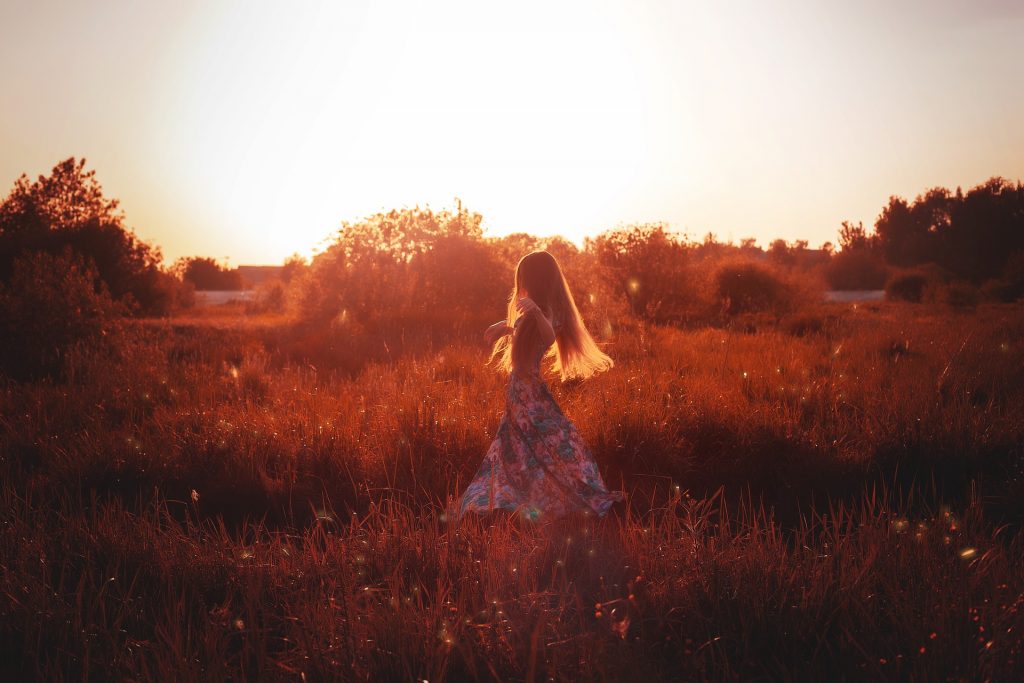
[516,299,556,348]
[484,320,511,345]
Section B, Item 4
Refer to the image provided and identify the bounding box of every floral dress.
[458,314,624,520]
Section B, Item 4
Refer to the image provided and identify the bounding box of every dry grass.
[2,301,1023,680]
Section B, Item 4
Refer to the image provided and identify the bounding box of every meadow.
[2,297,1023,681]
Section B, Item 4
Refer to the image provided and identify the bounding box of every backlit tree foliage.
[173,257,244,291]
[293,203,507,331]
[874,178,1024,283]
[588,224,692,323]
[0,158,179,315]
[0,249,124,380]
[824,221,889,290]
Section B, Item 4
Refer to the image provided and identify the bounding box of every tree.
[331,202,483,266]
[874,196,926,267]
[873,178,1024,282]
[768,238,790,263]
[825,249,888,290]
[824,221,887,289]
[943,178,1024,282]
[589,224,691,322]
[539,235,579,265]
[280,254,307,283]
[714,260,797,315]
[295,203,495,327]
[0,249,124,380]
[837,220,873,251]
[173,256,243,290]
[874,188,952,267]
[0,157,173,315]
[489,232,541,270]
[692,231,728,261]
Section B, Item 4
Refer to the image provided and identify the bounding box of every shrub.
[1003,251,1024,296]
[245,279,288,315]
[138,267,195,314]
[939,281,980,309]
[286,206,511,367]
[407,233,509,329]
[713,260,800,315]
[980,279,1016,303]
[824,248,888,290]
[590,225,693,323]
[0,250,124,380]
[781,307,841,338]
[885,271,929,302]
[981,251,1024,302]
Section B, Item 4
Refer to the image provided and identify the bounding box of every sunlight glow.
[1,0,1022,264]
[156,0,661,261]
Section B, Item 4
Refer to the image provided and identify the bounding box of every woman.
[458,251,624,520]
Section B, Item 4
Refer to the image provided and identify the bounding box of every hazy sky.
[2,0,1022,265]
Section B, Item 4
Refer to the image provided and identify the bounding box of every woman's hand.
[484,321,511,345]
[516,296,541,318]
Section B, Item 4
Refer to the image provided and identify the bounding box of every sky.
[1,0,1022,266]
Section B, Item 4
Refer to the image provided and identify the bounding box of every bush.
[939,281,980,309]
[981,251,1024,302]
[0,250,124,380]
[980,279,1016,303]
[407,233,509,329]
[824,248,888,290]
[713,260,800,315]
[137,267,195,314]
[590,225,693,323]
[1003,251,1024,295]
[245,279,288,315]
[885,271,929,302]
[781,307,841,338]
[289,206,509,358]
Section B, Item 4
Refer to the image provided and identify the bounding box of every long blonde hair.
[491,251,613,381]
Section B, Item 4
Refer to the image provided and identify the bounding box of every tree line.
[0,157,1021,325]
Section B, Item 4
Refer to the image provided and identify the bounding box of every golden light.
[3,1,1023,264]
[152,0,665,263]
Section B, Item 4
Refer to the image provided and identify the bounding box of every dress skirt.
[458,364,624,521]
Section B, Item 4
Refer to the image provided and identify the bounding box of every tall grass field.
[2,298,1023,681]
